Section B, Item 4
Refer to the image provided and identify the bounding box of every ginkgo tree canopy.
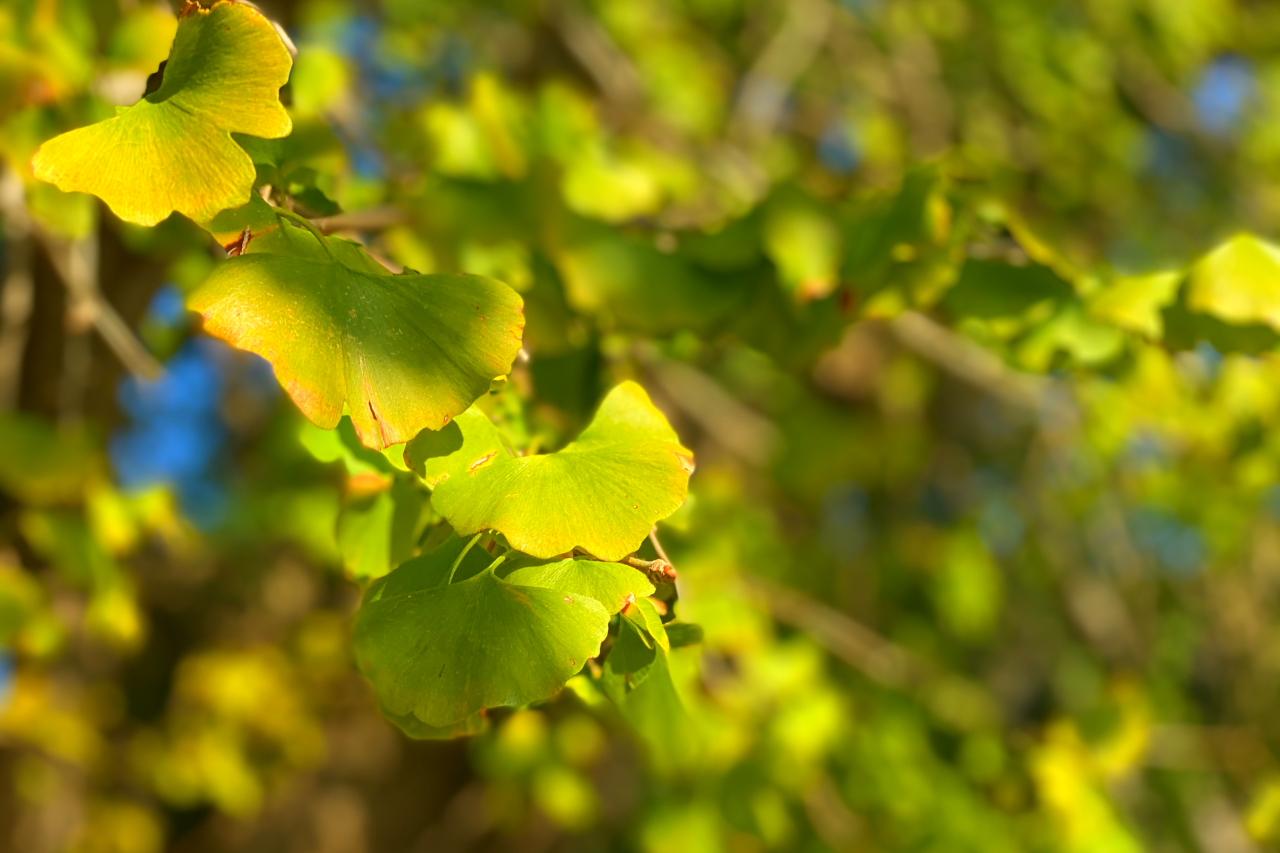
[32,1,292,226]
[408,381,695,560]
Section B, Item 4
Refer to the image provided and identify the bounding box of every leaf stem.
[484,553,508,576]
[648,527,673,565]
[36,229,163,383]
[447,532,483,585]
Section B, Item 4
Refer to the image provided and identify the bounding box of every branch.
[743,577,922,689]
[37,231,163,382]
[636,346,781,465]
[313,206,406,235]
[648,527,673,564]
[888,311,1047,412]
[553,3,645,109]
[625,554,677,585]
[731,0,833,138]
[0,169,34,409]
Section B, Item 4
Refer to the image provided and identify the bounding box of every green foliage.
[9,0,1280,850]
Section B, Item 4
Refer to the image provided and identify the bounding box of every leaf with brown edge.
[189,216,524,449]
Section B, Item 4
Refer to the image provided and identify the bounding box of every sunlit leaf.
[1015,303,1125,369]
[298,416,407,478]
[1186,233,1280,331]
[409,382,694,560]
[32,2,292,225]
[189,218,525,449]
[764,197,842,301]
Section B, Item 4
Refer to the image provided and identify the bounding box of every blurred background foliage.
[3,0,1280,850]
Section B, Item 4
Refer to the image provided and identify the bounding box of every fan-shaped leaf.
[32,2,292,226]
[189,219,525,449]
[355,564,609,727]
[409,382,693,560]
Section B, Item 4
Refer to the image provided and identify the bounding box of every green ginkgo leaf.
[409,382,694,560]
[501,558,654,613]
[32,2,292,226]
[1186,234,1280,331]
[189,218,525,449]
[354,563,610,727]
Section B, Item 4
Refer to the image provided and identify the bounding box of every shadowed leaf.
[355,564,609,728]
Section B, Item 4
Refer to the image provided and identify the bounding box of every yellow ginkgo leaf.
[32,2,292,226]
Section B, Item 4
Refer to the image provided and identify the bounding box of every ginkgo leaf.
[189,218,525,449]
[32,2,292,226]
[408,382,694,561]
[1186,234,1280,331]
[354,564,610,727]
[500,558,654,613]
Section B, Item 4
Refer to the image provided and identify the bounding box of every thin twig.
[37,231,163,382]
[625,554,677,585]
[57,235,95,419]
[313,206,406,235]
[275,208,338,261]
[744,576,922,689]
[0,169,34,409]
[636,345,780,465]
[553,3,645,108]
[731,0,833,138]
[447,532,483,584]
[888,311,1047,411]
[648,527,672,565]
